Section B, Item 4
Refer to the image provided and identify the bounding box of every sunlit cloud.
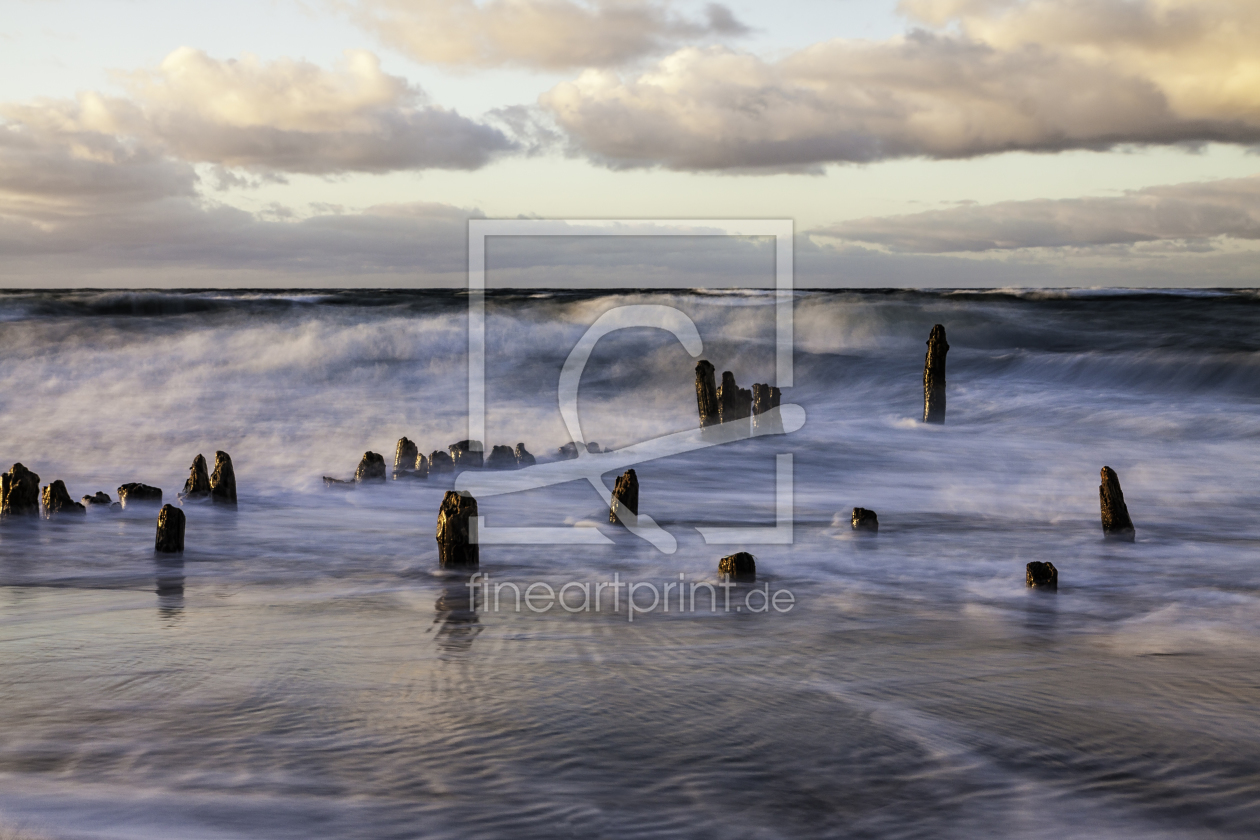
[348,0,747,70]
[542,0,1260,171]
[1,48,516,176]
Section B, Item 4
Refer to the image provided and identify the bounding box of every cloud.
[0,195,480,281]
[0,121,196,221]
[541,0,1260,171]
[811,176,1260,253]
[0,202,785,286]
[2,48,516,175]
[349,0,747,70]
[0,148,782,285]
[0,96,479,280]
[5,180,1256,289]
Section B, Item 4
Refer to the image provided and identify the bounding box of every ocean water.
[1,288,1259,839]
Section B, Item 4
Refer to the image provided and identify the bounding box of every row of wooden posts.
[433,464,1137,590]
[2,323,1139,590]
[432,323,1137,588]
[0,452,238,555]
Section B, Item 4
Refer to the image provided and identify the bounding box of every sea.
[0,288,1258,839]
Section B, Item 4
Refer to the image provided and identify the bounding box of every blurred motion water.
[1,288,1258,839]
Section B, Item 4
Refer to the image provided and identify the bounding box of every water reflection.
[154,556,184,622]
[1022,583,1059,636]
[852,531,879,553]
[433,577,481,655]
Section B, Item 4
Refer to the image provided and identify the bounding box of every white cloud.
[1,48,515,175]
[0,85,485,281]
[349,0,747,70]
[811,176,1260,253]
[541,0,1260,171]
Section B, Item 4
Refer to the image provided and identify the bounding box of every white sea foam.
[1,289,1259,838]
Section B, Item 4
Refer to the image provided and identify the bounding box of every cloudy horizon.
[1,0,1257,288]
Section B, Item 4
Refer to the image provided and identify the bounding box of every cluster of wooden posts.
[1,323,1139,592]
[0,452,237,554]
[432,323,1139,590]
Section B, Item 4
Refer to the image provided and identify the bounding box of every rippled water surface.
[1,289,1259,839]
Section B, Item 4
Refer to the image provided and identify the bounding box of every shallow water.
[1,288,1259,839]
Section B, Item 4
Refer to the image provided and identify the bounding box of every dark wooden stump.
[449,440,483,469]
[515,443,536,467]
[1026,561,1058,588]
[695,360,719,428]
[354,451,386,484]
[155,504,186,553]
[394,437,420,479]
[1,463,41,518]
[394,453,430,480]
[752,383,781,414]
[923,324,949,424]
[41,480,85,518]
[752,383,783,434]
[210,451,237,504]
[718,552,756,582]
[718,371,752,426]
[118,482,163,509]
[179,454,211,501]
[486,445,518,469]
[436,491,479,568]
[1100,466,1135,541]
[609,469,639,525]
[851,508,879,532]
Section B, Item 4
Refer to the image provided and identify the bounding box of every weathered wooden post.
[851,508,879,532]
[718,371,752,426]
[1026,561,1057,588]
[118,483,163,509]
[718,552,756,582]
[354,451,386,483]
[752,383,782,433]
[609,469,638,525]
[514,443,536,467]
[155,504,186,553]
[394,437,422,479]
[436,491,479,568]
[429,450,454,473]
[210,451,237,503]
[923,324,948,424]
[1,463,41,518]
[41,480,85,518]
[695,360,719,428]
[486,445,518,469]
[1099,466,1135,541]
[449,440,484,469]
[179,454,211,501]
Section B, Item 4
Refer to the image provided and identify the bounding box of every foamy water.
[1,289,1258,838]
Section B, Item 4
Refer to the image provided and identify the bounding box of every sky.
[0,0,1257,288]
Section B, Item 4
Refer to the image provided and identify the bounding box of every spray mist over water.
[0,288,1258,839]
